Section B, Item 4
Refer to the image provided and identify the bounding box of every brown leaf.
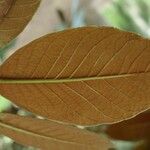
[0,113,112,150]
[0,0,14,22]
[105,112,150,141]
[0,27,150,125]
[0,0,40,48]
[134,140,150,150]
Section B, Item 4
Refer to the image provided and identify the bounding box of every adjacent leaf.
[134,140,150,150]
[105,112,150,141]
[0,26,150,125]
[0,0,14,22]
[0,113,112,150]
[0,0,41,48]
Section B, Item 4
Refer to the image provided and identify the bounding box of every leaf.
[0,26,150,125]
[134,140,150,150]
[0,0,41,48]
[0,0,14,21]
[105,112,150,141]
[0,113,112,150]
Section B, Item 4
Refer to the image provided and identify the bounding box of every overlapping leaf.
[0,0,14,22]
[105,112,150,141]
[0,27,150,125]
[0,0,40,48]
[0,113,112,150]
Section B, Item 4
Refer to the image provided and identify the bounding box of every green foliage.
[102,0,150,37]
[0,96,11,113]
[0,40,16,62]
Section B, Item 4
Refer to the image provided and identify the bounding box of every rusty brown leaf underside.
[0,0,14,22]
[106,112,150,141]
[0,0,40,48]
[0,113,112,150]
[0,27,150,125]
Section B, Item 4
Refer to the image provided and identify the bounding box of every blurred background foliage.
[102,0,150,37]
[0,0,150,149]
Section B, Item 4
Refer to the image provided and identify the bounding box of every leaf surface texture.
[0,27,150,125]
[106,112,150,141]
[0,113,112,150]
[0,0,40,48]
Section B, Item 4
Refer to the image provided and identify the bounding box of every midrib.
[0,72,149,84]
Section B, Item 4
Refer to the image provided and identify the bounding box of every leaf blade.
[0,0,40,48]
[0,27,150,125]
[105,112,150,141]
[0,113,112,150]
